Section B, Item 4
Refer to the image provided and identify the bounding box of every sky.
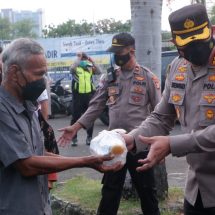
[0,0,192,31]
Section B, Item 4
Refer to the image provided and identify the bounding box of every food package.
[90,129,127,166]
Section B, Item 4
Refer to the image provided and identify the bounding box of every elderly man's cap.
[107,32,135,52]
[169,4,211,47]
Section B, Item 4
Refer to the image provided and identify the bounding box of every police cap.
[169,4,211,47]
[107,32,135,53]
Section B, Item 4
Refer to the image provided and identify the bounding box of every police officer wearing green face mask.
[58,32,162,215]
[70,52,101,146]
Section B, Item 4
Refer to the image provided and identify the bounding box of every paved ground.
[48,115,188,189]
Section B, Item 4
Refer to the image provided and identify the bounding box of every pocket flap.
[199,92,215,106]
[130,85,145,95]
[108,86,119,96]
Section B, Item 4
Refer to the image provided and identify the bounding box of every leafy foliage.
[0,17,37,39]
[42,19,131,38]
[210,4,215,25]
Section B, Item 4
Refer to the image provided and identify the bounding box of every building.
[0,8,44,37]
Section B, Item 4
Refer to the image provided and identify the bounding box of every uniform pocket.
[128,83,146,106]
[199,97,215,126]
[128,93,146,106]
[106,86,119,106]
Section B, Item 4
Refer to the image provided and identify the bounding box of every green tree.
[95,19,131,34]
[210,4,215,24]
[12,19,37,39]
[0,17,12,40]
[42,19,131,38]
[42,19,94,37]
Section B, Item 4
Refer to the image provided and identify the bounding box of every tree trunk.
[130,0,163,79]
[127,0,168,200]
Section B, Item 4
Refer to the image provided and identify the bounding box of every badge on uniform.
[205,109,214,120]
[134,76,145,81]
[208,75,215,82]
[152,75,160,89]
[172,94,182,102]
[131,95,142,103]
[203,94,215,104]
[108,95,116,105]
[178,66,187,73]
[108,87,117,95]
[175,74,185,81]
[133,86,144,94]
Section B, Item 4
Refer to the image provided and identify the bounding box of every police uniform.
[130,4,215,214]
[78,61,161,214]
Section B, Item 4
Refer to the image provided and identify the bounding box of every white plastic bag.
[90,129,127,166]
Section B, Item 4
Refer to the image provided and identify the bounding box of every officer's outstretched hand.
[88,154,124,173]
[57,122,82,147]
[136,135,170,172]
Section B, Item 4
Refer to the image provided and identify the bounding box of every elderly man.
[0,38,121,215]
[123,4,215,215]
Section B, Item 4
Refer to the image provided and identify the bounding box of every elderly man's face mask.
[178,39,214,66]
[18,71,46,102]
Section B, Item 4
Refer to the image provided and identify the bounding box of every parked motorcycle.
[50,78,73,118]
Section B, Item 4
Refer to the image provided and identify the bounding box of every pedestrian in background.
[58,33,161,215]
[70,52,101,146]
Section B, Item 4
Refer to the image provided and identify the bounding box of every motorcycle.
[50,78,73,118]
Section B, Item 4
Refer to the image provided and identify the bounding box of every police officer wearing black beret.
[123,4,215,215]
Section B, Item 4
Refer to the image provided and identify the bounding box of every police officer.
[123,4,215,215]
[70,52,101,146]
[59,33,161,215]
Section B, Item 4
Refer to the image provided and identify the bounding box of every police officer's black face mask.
[179,39,214,66]
[114,52,131,67]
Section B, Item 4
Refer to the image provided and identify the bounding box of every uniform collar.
[188,63,208,81]
[119,64,141,80]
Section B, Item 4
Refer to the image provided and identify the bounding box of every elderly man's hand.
[136,135,170,172]
[88,155,124,173]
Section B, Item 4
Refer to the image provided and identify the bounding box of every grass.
[52,175,184,215]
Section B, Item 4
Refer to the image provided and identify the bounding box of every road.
[48,115,188,189]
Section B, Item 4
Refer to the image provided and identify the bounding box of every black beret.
[107,32,135,53]
[169,4,211,47]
